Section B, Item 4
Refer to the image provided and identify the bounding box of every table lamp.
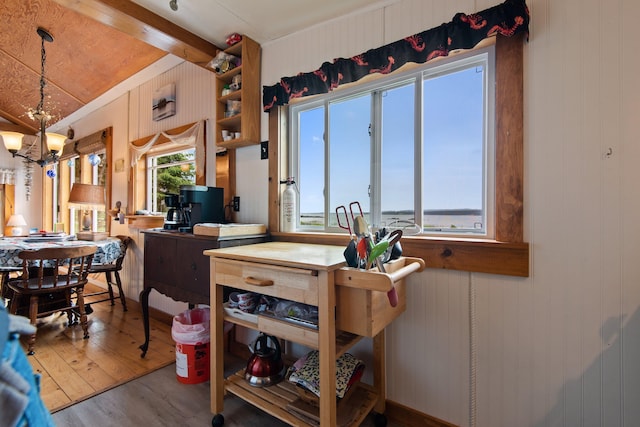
[68,183,106,240]
[6,214,27,236]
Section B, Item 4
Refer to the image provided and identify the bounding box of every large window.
[289,47,494,238]
[146,148,196,213]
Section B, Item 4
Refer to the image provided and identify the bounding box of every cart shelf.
[225,369,378,427]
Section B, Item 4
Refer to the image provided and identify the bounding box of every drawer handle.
[244,276,274,286]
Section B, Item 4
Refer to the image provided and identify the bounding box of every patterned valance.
[263,0,529,111]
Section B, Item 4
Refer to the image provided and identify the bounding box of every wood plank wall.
[258,0,640,426]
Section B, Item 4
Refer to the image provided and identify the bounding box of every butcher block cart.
[205,242,425,426]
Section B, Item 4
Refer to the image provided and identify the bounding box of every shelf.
[217,90,241,102]
[223,313,362,356]
[215,35,261,148]
[225,369,378,427]
[216,65,242,84]
[216,113,241,127]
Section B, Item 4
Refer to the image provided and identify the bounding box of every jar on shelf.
[226,100,241,117]
[230,74,242,91]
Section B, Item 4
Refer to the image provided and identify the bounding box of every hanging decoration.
[22,141,37,201]
[262,0,529,111]
[46,169,56,178]
[88,153,101,166]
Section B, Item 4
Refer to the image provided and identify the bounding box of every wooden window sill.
[271,232,529,277]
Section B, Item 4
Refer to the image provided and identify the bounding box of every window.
[289,47,494,238]
[51,151,107,235]
[146,148,196,213]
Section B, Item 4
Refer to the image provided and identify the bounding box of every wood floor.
[23,283,176,412]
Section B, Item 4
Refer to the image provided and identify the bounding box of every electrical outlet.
[233,196,240,212]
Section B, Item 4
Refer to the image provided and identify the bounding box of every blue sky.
[298,64,484,215]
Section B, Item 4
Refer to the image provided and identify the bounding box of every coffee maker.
[179,185,224,231]
[163,194,189,230]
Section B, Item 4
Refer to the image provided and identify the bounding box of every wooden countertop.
[204,241,346,271]
[125,215,165,229]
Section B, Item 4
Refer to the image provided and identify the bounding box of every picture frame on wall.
[152,83,176,121]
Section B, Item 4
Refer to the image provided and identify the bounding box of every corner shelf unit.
[215,36,261,149]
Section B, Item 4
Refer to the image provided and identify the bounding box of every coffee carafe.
[166,207,185,224]
[163,194,189,230]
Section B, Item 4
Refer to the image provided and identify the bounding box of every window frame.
[145,146,197,213]
[267,34,528,277]
[43,128,112,235]
[289,47,495,238]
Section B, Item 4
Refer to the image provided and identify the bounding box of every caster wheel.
[212,414,224,427]
[372,412,387,427]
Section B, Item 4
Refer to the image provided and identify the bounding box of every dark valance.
[263,0,529,111]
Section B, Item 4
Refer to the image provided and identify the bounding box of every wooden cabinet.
[205,242,425,426]
[139,230,267,357]
[215,36,261,149]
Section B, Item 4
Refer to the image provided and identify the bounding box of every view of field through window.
[294,52,489,235]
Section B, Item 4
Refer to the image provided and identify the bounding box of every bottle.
[281,177,296,232]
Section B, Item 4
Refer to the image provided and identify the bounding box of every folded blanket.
[288,350,364,399]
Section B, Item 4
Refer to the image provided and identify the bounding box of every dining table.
[0,235,122,268]
[0,235,124,309]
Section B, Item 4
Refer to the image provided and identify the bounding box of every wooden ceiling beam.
[0,106,38,134]
[52,0,221,66]
[0,121,37,135]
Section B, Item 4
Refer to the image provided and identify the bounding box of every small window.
[146,148,196,213]
[65,152,107,234]
[290,47,494,238]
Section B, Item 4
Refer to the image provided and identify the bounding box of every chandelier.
[0,27,66,167]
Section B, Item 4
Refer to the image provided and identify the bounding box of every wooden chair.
[85,235,132,311]
[7,245,96,355]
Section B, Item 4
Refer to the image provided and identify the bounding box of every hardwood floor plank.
[20,285,176,413]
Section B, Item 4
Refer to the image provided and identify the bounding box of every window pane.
[298,106,325,229]
[381,83,415,230]
[328,94,371,228]
[148,149,196,212]
[422,65,485,232]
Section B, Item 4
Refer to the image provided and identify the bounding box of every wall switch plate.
[260,141,268,159]
[233,196,240,212]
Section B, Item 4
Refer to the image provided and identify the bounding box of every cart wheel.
[211,414,224,427]
[372,412,387,427]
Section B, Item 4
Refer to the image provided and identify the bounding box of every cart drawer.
[335,257,424,337]
[213,258,319,306]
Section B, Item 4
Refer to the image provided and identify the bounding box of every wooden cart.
[205,242,424,426]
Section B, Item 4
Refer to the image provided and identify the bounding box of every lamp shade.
[0,131,24,152]
[68,183,106,209]
[45,132,67,153]
[6,214,27,236]
[6,214,27,227]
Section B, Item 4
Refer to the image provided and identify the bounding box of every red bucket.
[172,307,211,384]
[175,341,210,384]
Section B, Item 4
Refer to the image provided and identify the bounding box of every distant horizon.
[301,208,482,216]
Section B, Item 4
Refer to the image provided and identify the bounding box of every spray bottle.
[280,177,297,232]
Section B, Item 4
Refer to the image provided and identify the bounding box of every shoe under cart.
[205,242,425,426]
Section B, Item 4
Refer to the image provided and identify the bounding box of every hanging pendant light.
[0,27,66,166]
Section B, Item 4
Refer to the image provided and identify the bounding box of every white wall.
[254,0,640,426]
